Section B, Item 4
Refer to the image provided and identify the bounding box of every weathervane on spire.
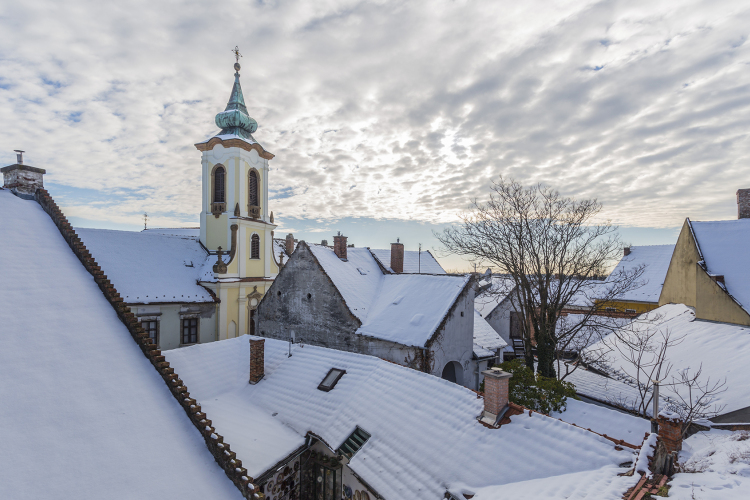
[232,46,242,72]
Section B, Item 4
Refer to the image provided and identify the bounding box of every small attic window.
[318,368,346,392]
[338,426,371,459]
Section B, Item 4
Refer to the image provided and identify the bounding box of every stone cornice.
[1,164,46,174]
[195,137,275,159]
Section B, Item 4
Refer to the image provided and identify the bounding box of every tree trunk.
[536,329,556,378]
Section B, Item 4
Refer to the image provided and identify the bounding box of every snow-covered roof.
[473,310,507,358]
[691,219,750,313]
[584,303,750,415]
[0,190,241,499]
[369,248,446,274]
[77,228,214,304]
[308,245,469,347]
[607,245,674,303]
[195,132,259,146]
[143,227,200,237]
[475,276,516,317]
[165,335,635,500]
[551,399,650,445]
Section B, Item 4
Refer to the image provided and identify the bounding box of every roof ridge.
[34,188,257,499]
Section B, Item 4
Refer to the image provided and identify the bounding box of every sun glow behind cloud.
[0,0,749,237]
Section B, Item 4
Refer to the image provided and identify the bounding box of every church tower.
[195,51,279,340]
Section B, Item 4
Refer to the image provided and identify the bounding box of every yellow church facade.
[195,59,282,341]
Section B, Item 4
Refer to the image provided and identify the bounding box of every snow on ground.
[691,219,750,314]
[583,304,750,416]
[669,430,750,499]
[0,190,241,499]
[167,335,636,500]
[78,227,213,303]
[551,399,651,445]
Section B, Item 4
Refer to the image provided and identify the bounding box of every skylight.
[318,368,346,392]
[338,427,371,459]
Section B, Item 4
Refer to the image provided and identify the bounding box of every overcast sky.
[2,0,749,270]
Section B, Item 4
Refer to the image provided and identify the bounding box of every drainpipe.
[420,347,429,373]
[651,380,660,433]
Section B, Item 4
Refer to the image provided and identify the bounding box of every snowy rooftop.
[691,219,750,313]
[166,335,635,500]
[369,248,446,274]
[195,132,258,146]
[584,303,750,415]
[475,276,516,317]
[473,310,507,358]
[77,228,214,304]
[0,190,240,499]
[606,245,674,303]
[144,227,200,237]
[308,245,470,347]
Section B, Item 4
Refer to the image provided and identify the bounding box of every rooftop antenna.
[143,212,148,230]
[418,243,422,274]
[14,150,24,164]
[288,330,295,358]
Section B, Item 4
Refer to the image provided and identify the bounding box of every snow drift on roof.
[369,248,446,274]
[166,335,634,500]
[0,190,241,499]
[584,303,750,415]
[78,228,213,303]
[607,245,674,303]
[691,219,750,312]
[143,227,200,237]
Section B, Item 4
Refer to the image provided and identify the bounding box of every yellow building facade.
[195,60,281,341]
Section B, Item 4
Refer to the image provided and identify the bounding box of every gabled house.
[256,236,488,388]
[659,190,750,326]
[77,227,219,350]
[166,334,644,500]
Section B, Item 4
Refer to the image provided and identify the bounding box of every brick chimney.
[390,240,404,273]
[482,368,512,420]
[285,233,295,255]
[624,247,631,256]
[656,412,683,454]
[333,232,348,260]
[2,151,46,200]
[249,337,265,384]
[738,189,750,219]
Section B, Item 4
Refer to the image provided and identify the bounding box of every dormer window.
[338,427,371,458]
[318,368,345,392]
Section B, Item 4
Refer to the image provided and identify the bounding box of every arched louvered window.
[248,170,259,207]
[251,233,260,259]
[213,166,225,203]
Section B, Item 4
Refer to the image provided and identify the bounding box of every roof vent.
[338,426,371,459]
[318,368,346,392]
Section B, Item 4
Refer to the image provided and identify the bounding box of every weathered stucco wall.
[428,283,475,387]
[694,265,750,326]
[659,220,699,308]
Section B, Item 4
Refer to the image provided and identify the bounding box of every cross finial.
[232,46,242,63]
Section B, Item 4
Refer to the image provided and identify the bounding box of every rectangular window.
[142,320,158,346]
[182,318,198,345]
[509,312,523,339]
[313,463,337,500]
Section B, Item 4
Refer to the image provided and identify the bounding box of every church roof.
[77,228,215,304]
[0,189,241,499]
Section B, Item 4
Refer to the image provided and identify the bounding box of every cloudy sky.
[2,0,749,270]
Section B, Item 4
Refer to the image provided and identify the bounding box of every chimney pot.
[249,338,265,384]
[482,368,512,420]
[738,189,750,219]
[285,233,295,256]
[624,247,631,256]
[333,234,348,260]
[390,241,405,273]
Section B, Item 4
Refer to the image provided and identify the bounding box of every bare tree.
[598,317,684,417]
[665,365,727,437]
[437,177,645,377]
